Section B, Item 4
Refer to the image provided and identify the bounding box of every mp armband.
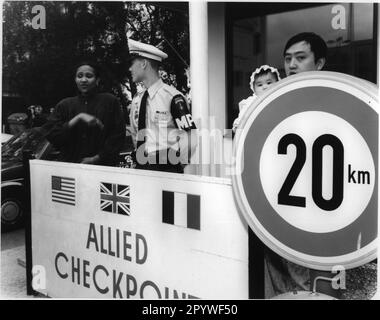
[171,95,196,131]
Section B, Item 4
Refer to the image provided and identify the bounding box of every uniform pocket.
[153,110,170,123]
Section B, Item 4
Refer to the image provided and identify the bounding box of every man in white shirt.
[128,39,197,173]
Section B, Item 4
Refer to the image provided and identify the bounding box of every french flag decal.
[162,191,200,230]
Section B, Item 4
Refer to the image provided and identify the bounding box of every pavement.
[1,228,30,299]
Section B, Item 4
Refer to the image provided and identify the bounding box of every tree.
[2,1,189,113]
[125,2,190,92]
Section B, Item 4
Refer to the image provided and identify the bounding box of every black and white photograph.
[1,0,378,307]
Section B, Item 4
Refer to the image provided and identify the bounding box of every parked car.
[1,133,13,144]
[1,128,59,232]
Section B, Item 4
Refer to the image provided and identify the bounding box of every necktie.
[137,90,149,149]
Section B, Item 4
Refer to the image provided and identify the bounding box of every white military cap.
[128,39,168,62]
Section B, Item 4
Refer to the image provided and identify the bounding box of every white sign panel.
[31,160,248,299]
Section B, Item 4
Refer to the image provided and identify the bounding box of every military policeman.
[128,39,197,173]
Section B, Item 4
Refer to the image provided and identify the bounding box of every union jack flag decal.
[100,182,130,216]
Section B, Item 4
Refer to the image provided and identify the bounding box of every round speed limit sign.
[232,71,378,271]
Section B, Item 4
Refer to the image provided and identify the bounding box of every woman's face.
[75,65,99,94]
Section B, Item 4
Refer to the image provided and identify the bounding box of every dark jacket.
[43,91,126,166]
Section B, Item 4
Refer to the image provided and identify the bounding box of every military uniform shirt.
[129,79,195,155]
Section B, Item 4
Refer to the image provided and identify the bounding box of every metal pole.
[249,229,265,299]
[189,1,210,176]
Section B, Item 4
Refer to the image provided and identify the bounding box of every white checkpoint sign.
[31,160,248,299]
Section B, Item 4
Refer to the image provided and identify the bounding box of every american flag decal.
[100,182,130,216]
[51,176,76,206]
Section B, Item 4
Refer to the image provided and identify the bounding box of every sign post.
[232,71,378,271]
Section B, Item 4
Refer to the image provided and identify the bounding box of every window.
[227,2,377,128]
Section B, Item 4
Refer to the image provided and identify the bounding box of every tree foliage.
[2,1,189,110]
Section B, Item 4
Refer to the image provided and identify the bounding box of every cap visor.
[128,53,142,62]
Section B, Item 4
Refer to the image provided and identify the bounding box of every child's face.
[254,72,277,96]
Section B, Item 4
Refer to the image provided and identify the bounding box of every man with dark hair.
[128,39,197,173]
[264,32,340,299]
[283,32,327,76]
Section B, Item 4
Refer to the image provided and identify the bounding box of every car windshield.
[1,128,48,161]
